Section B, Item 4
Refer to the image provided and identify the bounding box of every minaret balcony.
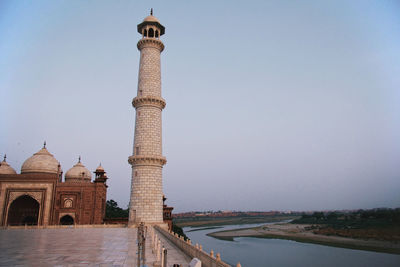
[137,38,164,52]
[132,96,166,109]
[128,155,167,167]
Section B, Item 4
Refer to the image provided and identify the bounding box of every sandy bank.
[208,223,400,255]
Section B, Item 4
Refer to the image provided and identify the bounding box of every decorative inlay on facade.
[132,96,166,109]
[9,191,42,205]
[64,198,73,208]
[137,38,164,52]
[128,155,166,167]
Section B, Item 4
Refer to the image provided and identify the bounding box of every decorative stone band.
[137,38,164,52]
[128,155,167,167]
[64,178,91,183]
[132,96,166,109]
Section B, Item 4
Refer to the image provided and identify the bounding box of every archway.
[148,28,154,38]
[7,195,40,226]
[60,215,74,225]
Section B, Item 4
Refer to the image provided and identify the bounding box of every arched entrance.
[7,195,40,226]
[60,215,74,225]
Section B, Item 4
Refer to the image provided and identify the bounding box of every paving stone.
[0,227,191,267]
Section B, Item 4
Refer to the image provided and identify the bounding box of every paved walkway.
[0,227,191,267]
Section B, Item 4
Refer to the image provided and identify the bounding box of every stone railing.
[154,225,236,267]
[2,224,127,230]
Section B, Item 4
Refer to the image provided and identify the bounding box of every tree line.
[292,208,400,228]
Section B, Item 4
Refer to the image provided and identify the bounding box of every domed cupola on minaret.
[65,156,92,183]
[137,8,165,41]
[94,163,108,184]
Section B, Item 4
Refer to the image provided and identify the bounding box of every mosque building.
[0,143,108,226]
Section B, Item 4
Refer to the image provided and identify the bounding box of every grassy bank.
[174,215,299,228]
[292,208,400,242]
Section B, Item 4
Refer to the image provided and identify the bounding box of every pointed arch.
[60,215,74,225]
[7,195,39,226]
[148,28,154,38]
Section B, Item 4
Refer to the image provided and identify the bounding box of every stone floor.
[0,227,191,267]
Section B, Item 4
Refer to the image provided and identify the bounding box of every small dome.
[0,155,17,175]
[95,163,104,172]
[21,146,60,174]
[143,15,160,23]
[65,157,91,183]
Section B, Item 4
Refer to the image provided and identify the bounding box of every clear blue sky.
[1,0,399,212]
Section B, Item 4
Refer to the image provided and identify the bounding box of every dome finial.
[43,141,46,148]
[150,8,153,16]
[78,155,81,163]
[3,154,6,162]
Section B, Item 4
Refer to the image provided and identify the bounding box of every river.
[183,223,400,267]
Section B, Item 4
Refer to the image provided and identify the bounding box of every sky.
[1,0,399,212]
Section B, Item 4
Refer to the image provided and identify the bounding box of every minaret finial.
[78,156,81,163]
[150,8,153,16]
[43,141,46,148]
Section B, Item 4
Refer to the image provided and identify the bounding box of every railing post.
[155,237,159,257]
[156,239,161,263]
[162,247,167,267]
[142,227,146,265]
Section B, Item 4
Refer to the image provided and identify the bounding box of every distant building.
[163,195,173,230]
[0,144,108,226]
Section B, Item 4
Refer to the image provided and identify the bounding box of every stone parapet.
[2,224,127,229]
[154,226,232,267]
[132,96,166,109]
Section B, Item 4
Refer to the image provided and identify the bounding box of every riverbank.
[207,223,400,255]
[174,215,298,227]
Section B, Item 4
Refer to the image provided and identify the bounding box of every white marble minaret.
[128,10,166,225]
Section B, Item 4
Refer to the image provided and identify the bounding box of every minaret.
[128,10,166,225]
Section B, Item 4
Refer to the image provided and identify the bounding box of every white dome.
[65,158,91,183]
[143,15,160,23]
[21,146,60,174]
[0,156,17,175]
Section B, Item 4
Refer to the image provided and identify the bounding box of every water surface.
[184,223,400,267]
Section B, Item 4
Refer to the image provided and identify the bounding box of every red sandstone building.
[0,144,108,226]
[163,195,173,230]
